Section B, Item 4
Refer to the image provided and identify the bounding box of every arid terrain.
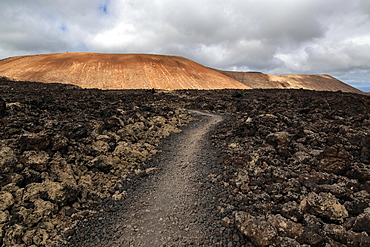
[0,52,364,94]
[0,76,369,246]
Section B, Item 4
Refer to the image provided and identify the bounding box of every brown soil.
[0,53,250,90]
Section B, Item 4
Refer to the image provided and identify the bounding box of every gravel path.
[64,110,242,246]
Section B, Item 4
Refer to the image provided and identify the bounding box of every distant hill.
[0,52,250,90]
[216,70,364,94]
[0,52,364,94]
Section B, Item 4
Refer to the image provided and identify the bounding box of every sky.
[0,0,370,92]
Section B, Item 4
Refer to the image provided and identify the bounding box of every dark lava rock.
[299,192,349,223]
[18,133,51,151]
[205,89,370,246]
[0,78,369,246]
[0,97,6,117]
[235,211,278,246]
[351,212,370,234]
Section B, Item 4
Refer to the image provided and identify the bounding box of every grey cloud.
[0,0,369,90]
[305,43,370,73]
[0,0,109,57]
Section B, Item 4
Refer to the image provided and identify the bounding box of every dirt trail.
[65,110,235,246]
[104,110,223,246]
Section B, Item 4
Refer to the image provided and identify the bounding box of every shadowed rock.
[0,97,5,117]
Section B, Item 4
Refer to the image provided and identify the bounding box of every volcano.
[0,52,250,90]
[0,52,364,93]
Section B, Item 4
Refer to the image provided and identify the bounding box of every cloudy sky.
[1,0,370,91]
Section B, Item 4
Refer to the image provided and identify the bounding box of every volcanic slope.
[0,52,250,90]
[217,70,364,94]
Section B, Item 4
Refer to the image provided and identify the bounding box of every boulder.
[319,145,351,159]
[78,175,93,199]
[0,146,17,173]
[266,131,292,146]
[279,201,302,222]
[351,212,370,234]
[323,224,347,244]
[274,236,301,247]
[300,192,349,223]
[21,168,42,184]
[221,217,234,227]
[34,199,58,218]
[24,180,79,204]
[21,150,50,172]
[314,183,352,201]
[360,135,370,163]
[51,134,69,153]
[1,183,20,196]
[96,134,110,141]
[233,170,249,189]
[5,102,24,115]
[318,145,352,175]
[3,173,24,186]
[318,159,349,175]
[0,210,9,223]
[33,228,49,246]
[0,224,3,242]
[112,190,127,200]
[17,206,42,226]
[235,211,277,246]
[0,97,6,117]
[46,181,79,204]
[298,230,324,246]
[3,224,24,246]
[87,155,121,172]
[150,116,166,126]
[344,199,369,216]
[113,142,131,157]
[293,151,312,163]
[0,191,15,210]
[91,140,110,154]
[18,133,51,151]
[22,229,36,245]
[268,214,304,239]
[346,231,370,246]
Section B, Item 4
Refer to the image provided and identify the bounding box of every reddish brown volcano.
[0,52,364,93]
[0,52,250,90]
[216,70,364,94]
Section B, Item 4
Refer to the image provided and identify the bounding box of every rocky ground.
[0,79,193,246]
[201,90,370,246]
[0,78,369,246]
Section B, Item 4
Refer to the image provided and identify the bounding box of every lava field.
[0,78,369,246]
